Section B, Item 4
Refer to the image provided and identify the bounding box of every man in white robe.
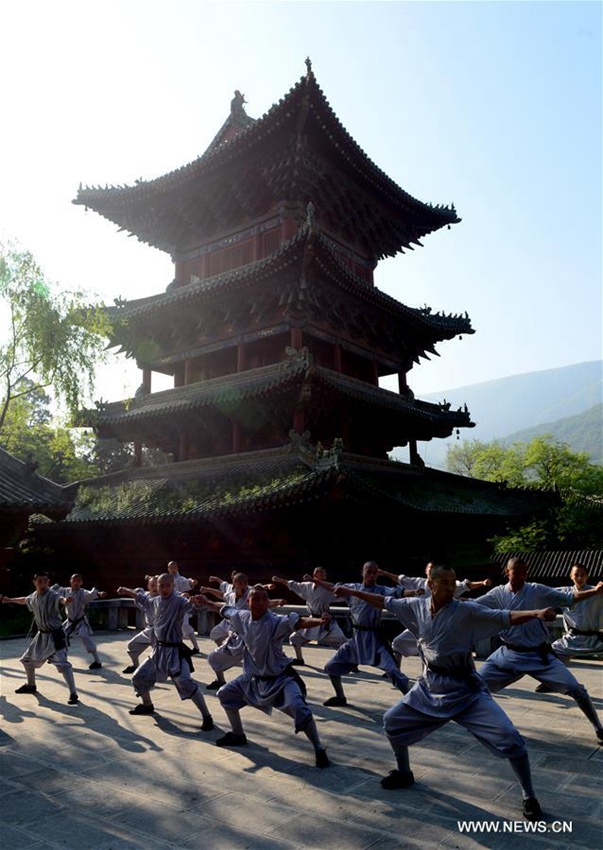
[52,573,107,669]
[551,563,603,661]
[2,572,79,704]
[314,561,411,706]
[476,557,603,744]
[167,560,201,653]
[117,575,159,672]
[271,567,346,665]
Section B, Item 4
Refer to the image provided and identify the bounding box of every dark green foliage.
[446,436,603,550]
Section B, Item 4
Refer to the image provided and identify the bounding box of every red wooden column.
[409,439,421,465]
[281,216,297,240]
[290,327,303,349]
[398,371,408,393]
[133,440,143,467]
[340,417,350,450]
[237,343,247,372]
[293,407,305,432]
[333,343,342,372]
[232,421,242,454]
[178,430,188,462]
[253,232,262,261]
[372,360,379,386]
[142,366,151,394]
[175,261,186,284]
[184,359,193,385]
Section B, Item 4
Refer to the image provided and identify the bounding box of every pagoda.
[36,63,552,586]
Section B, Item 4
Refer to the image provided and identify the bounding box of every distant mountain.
[403,361,602,470]
[505,403,602,464]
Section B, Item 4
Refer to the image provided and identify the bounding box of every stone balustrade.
[88,600,566,658]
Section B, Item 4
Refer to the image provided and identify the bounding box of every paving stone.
[108,805,229,843]
[0,789,66,825]
[0,634,600,849]
[0,822,46,849]
[24,812,173,850]
[264,811,387,849]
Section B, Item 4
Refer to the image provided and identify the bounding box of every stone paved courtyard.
[0,633,601,849]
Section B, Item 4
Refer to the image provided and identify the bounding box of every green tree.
[446,436,603,550]
[1,381,94,483]
[0,239,110,432]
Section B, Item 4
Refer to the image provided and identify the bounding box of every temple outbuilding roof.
[495,550,603,580]
[0,447,70,516]
[55,445,555,527]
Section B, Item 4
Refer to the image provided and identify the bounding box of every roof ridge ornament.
[231,90,248,119]
[284,345,312,371]
[305,57,313,79]
[306,201,315,229]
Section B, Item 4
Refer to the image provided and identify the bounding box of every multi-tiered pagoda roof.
[74,63,459,260]
[34,64,553,583]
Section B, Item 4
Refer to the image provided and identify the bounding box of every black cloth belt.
[253,664,307,698]
[67,615,86,626]
[502,641,552,664]
[352,624,380,631]
[569,627,603,637]
[426,662,480,690]
[65,615,86,639]
[39,628,67,651]
[157,640,194,672]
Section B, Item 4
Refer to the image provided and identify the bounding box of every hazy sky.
[0,0,600,406]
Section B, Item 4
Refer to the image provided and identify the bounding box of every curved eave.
[44,458,550,527]
[73,71,459,245]
[57,466,339,527]
[107,225,312,324]
[311,233,473,338]
[0,447,71,512]
[91,358,473,442]
[342,464,557,518]
[94,358,310,430]
[312,367,474,430]
[106,225,473,344]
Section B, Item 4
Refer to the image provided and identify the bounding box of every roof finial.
[306,201,315,228]
[231,90,247,118]
[305,56,313,78]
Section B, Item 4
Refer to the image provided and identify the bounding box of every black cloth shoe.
[380,769,415,790]
[201,715,214,732]
[15,684,37,694]
[289,658,305,666]
[89,661,102,670]
[596,728,603,745]
[535,683,554,694]
[323,696,347,707]
[122,665,138,674]
[129,703,155,715]
[68,693,79,705]
[205,679,223,690]
[191,647,201,655]
[315,748,330,768]
[523,797,542,821]
[216,732,247,747]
